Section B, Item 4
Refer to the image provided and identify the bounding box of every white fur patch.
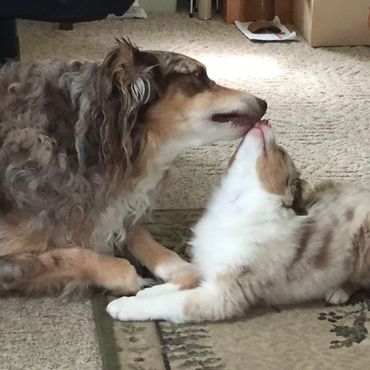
[325,287,350,305]
[106,292,186,322]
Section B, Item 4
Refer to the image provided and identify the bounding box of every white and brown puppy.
[107,121,370,322]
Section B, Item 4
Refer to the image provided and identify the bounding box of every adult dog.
[0,39,266,296]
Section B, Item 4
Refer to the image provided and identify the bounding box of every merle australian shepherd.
[0,39,266,296]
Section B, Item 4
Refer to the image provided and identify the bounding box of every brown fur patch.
[238,265,253,277]
[0,221,49,256]
[164,67,214,97]
[290,218,316,267]
[345,208,355,221]
[342,282,355,296]
[144,84,244,142]
[256,147,287,196]
[343,256,355,272]
[127,130,158,190]
[127,228,180,271]
[291,179,313,215]
[0,248,142,295]
[351,215,370,281]
[314,228,333,268]
[172,271,201,290]
[256,143,299,208]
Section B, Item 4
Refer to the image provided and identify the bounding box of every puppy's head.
[233,121,301,207]
[99,39,267,149]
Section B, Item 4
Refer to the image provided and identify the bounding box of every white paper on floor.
[106,0,147,19]
[235,16,297,42]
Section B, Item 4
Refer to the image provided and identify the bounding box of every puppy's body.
[107,123,370,322]
[0,40,266,295]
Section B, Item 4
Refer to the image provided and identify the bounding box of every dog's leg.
[0,248,144,295]
[126,228,201,289]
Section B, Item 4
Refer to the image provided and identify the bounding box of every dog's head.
[82,39,267,191]
[98,39,266,151]
[232,121,303,208]
[142,51,267,147]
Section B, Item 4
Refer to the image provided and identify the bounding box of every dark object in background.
[0,20,19,63]
[252,0,275,21]
[0,0,135,64]
[222,0,292,24]
[247,0,278,34]
[247,20,282,34]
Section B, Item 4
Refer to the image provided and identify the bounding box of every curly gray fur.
[0,41,159,253]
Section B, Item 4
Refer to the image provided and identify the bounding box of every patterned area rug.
[93,210,370,370]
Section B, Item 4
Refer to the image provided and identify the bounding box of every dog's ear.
[100,38,141,90]
[113,38,140,88]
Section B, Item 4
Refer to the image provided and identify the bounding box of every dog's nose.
[256,98,267,116]
[247,97,267,123]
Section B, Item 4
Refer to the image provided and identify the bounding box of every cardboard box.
[222,0,293,24]
[294,0,370,46]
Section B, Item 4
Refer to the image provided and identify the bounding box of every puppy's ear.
[282,185,295,209]
[290,178,313,215]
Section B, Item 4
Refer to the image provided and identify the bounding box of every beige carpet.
[2,11,369,370]
[18,12,370,209]
[0,297,101,370]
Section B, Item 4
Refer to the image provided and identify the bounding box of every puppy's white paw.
[136,283,179,298]
[106,297,141,321]
[325,288,350,305]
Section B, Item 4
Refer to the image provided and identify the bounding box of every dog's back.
[0,60,81,137]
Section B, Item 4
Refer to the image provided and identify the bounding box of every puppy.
[0,39,267,296]
[107,121,370,322]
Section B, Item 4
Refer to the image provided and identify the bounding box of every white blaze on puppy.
[107,122,370,322]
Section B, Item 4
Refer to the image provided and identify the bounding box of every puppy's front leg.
[107,289,189,322]
[126,228,200,289]
[106,283,238,323]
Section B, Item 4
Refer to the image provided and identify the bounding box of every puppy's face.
[234,121,301,207]
[102,40,267,149]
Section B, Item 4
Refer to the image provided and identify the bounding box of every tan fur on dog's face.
[135,49,266,147]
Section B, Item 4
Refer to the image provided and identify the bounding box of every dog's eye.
[194,69,207,81]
